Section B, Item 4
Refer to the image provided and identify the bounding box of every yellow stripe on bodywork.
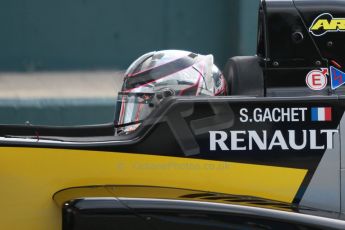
[0,147,307,230]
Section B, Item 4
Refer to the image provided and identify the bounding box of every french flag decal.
[311,107,332,121]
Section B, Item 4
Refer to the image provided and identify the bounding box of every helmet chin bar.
[115,122,142,136]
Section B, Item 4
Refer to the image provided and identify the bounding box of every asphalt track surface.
[0,71,125,99]
[0,71,125,125]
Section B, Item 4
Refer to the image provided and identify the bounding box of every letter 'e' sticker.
[306,68,328,90]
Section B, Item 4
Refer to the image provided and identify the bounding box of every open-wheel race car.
[2,0,345,229]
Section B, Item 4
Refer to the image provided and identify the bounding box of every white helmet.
[114,50,227,134]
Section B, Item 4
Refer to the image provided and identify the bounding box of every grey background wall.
[0,0,259,125]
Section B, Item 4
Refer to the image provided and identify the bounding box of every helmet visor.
[114,92,155,128]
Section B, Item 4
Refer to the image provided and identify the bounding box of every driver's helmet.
[114,50,227,134]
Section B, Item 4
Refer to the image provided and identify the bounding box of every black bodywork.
[262,0,327,91]
[226,0,345,97]
[56,186,345,230]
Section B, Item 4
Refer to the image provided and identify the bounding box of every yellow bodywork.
[0,147,307,230]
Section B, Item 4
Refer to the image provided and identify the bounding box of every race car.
[1,0,345,229]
